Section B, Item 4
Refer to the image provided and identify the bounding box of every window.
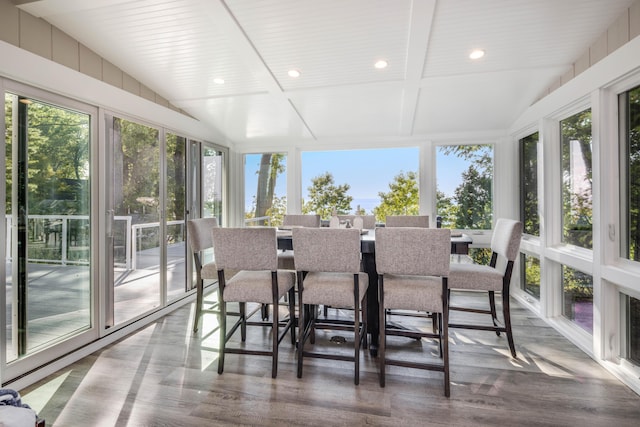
[301,148,419,222]
[244,153,287,226]
[560,109,592,249]
[521,253,540,299]
[562,265,593,334]
[620,85,640,262]
[624,294,640,366]
[520,132,539,236]
[437,145,493,229]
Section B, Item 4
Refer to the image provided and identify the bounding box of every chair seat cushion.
[223,270,295,303]
[383,274,443,312]
[449,263,504,291]
[302,271,368,308]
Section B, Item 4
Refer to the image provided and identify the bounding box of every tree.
[302,172,352,219]
[373,171,419,223]
[254,153,285,225]
[437,145,493,230]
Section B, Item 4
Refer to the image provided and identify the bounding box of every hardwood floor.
[20,291,640,426]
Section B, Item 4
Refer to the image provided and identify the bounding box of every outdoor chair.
[212,227,296,378]
[448,218,523,358]
[375,227,451,396]
[293,227,368,385]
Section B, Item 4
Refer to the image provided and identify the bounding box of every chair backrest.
[292,228,362,273]
[212,227,278,271]
[385,215,429,228]
[337,215,376,229]
[282,214,321,228]
[187,217,218,253]
[490,219,523,262]
[375,227,451,277]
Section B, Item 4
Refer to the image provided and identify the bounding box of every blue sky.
[244,147,474,211]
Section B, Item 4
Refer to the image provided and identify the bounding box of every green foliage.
[625,86,640,261]
[437,145,493,230]
[521,132,540,236]
[372,171,419,223]
[561,109,593,249]
[302,172,353,219]
[266,195,287,226]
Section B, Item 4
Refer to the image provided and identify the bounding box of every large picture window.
[244,153,287,226]
[301,148,419,222]
[620,85,640,262]
[560,109,592,249]
[520,132,539,236]
[436,145,493,230]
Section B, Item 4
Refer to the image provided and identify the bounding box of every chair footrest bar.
[449,306,493,315]
[302,351,355,363]
[224,348,273,357]
[449,323,506,332]
[384,357,445,372]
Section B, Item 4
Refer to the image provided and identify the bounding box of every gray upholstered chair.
[448,218,523,358]
[336,214,376,229]
[212,227,296,378]
[292,227,368,385]
[277,214,321,270]
[187,217,220,333]
[383,214,435,331]
[385,215,429,228]
[375,227,451,396]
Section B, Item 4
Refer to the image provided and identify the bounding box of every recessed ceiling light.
[288,69,301,78]
[469,49,485,60]
[213,78,225,85]
[374,59,388,69]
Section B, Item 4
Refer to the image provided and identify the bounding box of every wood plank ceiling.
[18,0,637,148]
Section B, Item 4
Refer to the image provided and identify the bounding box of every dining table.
[276,228,473,355]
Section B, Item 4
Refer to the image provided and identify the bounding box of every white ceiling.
[18,0,636,148]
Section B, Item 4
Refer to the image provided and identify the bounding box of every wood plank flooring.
[20,291,640,426]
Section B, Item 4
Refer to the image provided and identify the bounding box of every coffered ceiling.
[17,0,637,148]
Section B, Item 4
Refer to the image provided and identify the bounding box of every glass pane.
[561,109,592,249]
[166,133,186,302]
[628,295,640,365]
[301,148,419,222]
[437,145,493,229]
[203,146,223,221]
[244,153,286,226]
[521,253,540,299]
[520,132,539,236]
[621,85,640,261]
[562,265,593,334]
[5,93,91,360]
[110,117,160,324]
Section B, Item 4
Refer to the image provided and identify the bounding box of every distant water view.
[350,198,379,214]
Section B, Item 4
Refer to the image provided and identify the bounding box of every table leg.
[362,252,378,356]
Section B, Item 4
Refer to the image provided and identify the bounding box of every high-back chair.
[384,214,435,331]
[187,217,220,333]
[278,214,321,270]
[375,227,452,396]
[337,214,376,229]
[448,218,523,358]
[292,227,368,385]
[385,215,429,228]
[212,227,296,378]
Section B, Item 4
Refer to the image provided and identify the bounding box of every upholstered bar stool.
[448,218,523,358]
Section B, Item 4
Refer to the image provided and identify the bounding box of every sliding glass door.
[4,89,94,369]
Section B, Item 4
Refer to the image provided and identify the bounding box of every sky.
[244,147,475,212]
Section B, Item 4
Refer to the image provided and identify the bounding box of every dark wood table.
[277,228,473,355]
